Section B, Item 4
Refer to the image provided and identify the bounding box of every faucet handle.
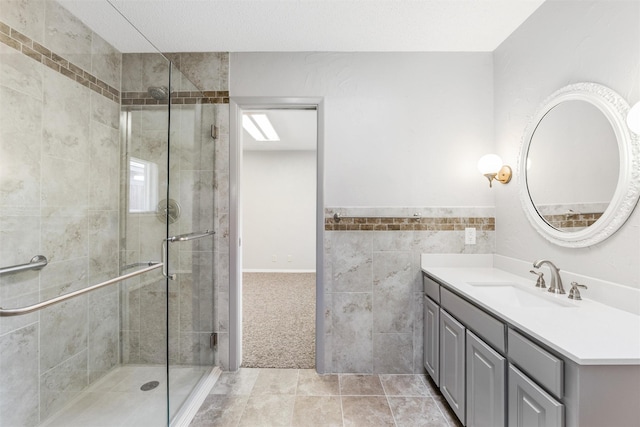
[568,282,587,300]
[529,270,546,289]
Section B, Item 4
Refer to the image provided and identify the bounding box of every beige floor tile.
[339,374,385,396]
[433,395,464,427]
[238,394,296,427]
[387,396,449,427]
[251,368,299,395]
[379,374,430,396]
[210,368,259,395]
[296,370,340,396]
[189,395,248,427]
[342,396,395,427]
[291,396,343,427]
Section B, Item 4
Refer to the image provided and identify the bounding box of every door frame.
[229,97,325,372]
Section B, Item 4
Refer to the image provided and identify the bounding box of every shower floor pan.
[40,365,211,427]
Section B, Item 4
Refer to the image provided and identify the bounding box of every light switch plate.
[465,227,476,245]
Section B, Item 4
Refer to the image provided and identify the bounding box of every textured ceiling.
[57,0,546,53]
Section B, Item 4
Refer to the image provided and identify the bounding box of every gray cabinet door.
[508,365,564,427]
[424,296,440,385]
[466,330,506,427]
[440,309,466,424]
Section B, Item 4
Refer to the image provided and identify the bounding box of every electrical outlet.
[287,255,292,263]
[465,227,476,245]
[272,255,277,262]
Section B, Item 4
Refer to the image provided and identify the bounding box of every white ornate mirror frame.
[519,82,640,248]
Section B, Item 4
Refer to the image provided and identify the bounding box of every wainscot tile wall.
[323,207,495,374]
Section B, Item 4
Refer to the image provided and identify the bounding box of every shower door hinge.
[210,332,218,348]
[210,125,218,140]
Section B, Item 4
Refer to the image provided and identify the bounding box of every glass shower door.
[165,64,217,423]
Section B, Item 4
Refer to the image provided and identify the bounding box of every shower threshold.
[40,365,215,427]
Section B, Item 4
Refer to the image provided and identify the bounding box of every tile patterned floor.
[190,369,463,427]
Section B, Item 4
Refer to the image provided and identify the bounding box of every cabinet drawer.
[440,287,505,353]
[508,328,563,398]
[423,273,440,302]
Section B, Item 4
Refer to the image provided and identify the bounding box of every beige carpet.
[242,272,316,369]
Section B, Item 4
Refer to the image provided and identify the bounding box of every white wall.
[494,0,640,288]
[230,52,496,207]
[242,150,317,271]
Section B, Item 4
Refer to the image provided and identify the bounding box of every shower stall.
[0,1,219,426]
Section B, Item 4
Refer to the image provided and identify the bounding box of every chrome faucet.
[532,259,565,294]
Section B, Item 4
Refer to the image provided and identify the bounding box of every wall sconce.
[627,102,640,134]
[477,154,512,188]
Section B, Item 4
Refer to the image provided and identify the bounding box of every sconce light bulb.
[627,102,640,134]
[477,154,503,175]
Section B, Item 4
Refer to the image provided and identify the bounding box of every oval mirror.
[519,82,640,247]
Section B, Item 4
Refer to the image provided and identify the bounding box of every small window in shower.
[129,157,158,213]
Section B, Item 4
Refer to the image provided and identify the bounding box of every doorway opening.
[229,98,325,372]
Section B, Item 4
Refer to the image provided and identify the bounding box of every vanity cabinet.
[466,330,506,427]
[440,309,466,423]
[423,296,440,385]
[509,365,564,427]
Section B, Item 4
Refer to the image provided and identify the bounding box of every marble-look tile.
[1,0,45,43]
[189,395,248,427]
[296,369,340,396]
[121,53,143,91]
[251,368,299,395]
[412,292,425,373]
[216,290,229,333]
[433,394,464,427]
[42,69,91,163]
[373,333,413,374]
[330,232,373,293]
[379,374,430,396]
[0,86,42,208]
[44,0,92,71]
[0,214,40,296]
[341,396,395,427]
[291,395,342,427]
[39,257,88,300]
[331,293,373,373]
[41,210,88,263]
[178,52,227,91]
[372,251,413,334]
[0,43,43,99]
[91,32,121,88]
[387,396,449,427]
[89,122,119,210]
[339,374,384,396]
[40,295,88,372]
[40,349,89,420]
[215,332,230,370]
[238,394,296,427]
[41,155,89,209]
[0,323,39,427]
[88,210,119,278]
[142,53,171,90]
[91,91,120,130]
[88,291,119,382]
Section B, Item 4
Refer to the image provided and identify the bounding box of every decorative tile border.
[542,212,602,230]
[0,20,121,103]
[121,90,229,106]
[325,216,495,231]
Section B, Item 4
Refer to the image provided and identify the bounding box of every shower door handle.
[162,230,215,280]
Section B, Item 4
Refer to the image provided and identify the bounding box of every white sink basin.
[467,282,576,308]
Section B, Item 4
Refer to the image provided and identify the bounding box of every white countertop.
[422,264,640,365]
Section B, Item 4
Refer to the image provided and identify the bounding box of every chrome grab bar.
[0,263,162,317]
[121,261,160,271]
[0,255,48,275]
[167,229,215,242]
[162,230,215,280]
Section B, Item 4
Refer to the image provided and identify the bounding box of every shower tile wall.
[120,52,228,368]
[0,0,122,424]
